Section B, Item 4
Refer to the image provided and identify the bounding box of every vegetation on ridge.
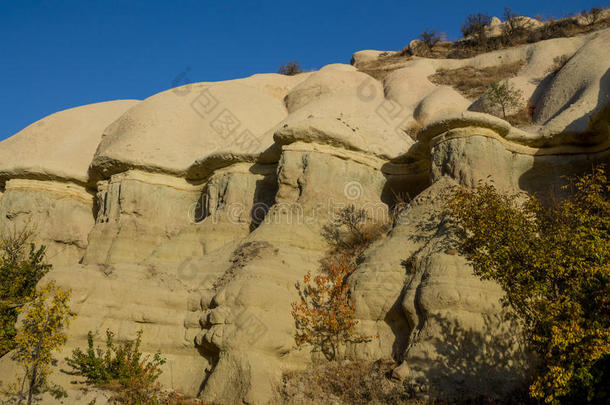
[278,61,303,76]
[357,6,609,79]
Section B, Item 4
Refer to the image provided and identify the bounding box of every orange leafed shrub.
[291,260,373,360]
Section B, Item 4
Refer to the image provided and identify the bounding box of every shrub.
[291,260,374,360]
[10,281,73,405]
[486,80,523,119]
[66,329,166,404]
[461,13,491,47]
[447,166,610,403]
[420,28,440,52]
[0,229,51,357]
[389,190,412,223]
[277,61,302,76]
[322,205,389,266]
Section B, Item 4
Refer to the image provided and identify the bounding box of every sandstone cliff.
[0,26,608,404]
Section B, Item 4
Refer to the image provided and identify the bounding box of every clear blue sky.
[0,0,603,140]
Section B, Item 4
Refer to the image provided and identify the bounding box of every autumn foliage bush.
[448,166,610,403]
[291,260,373,360]
[292,206,385,360]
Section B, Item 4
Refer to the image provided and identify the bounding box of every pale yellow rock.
[414,86,471,125]
[536,29,610,135]
[275,95,414,160]
[284,66,380,113]
[0,179,94,266]
[0,25,609,405]
[350,49,394,66]
[198,146,393,404]
[383,59,437,108]
[0,100,138,186]
[91,78,290,180]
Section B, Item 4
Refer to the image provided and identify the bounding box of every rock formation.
[0,26,608,404]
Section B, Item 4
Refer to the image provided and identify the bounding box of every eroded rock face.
[0,179,94,267]
[536,29,610,135]
[0,35,608,404]
[0,101,137,267]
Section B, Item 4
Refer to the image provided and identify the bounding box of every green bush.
[0,229,51,357]
[66,329,166,404]
[11,282,73,404]
[448,166,610,403]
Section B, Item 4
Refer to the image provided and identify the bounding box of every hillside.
[0,8,608,405]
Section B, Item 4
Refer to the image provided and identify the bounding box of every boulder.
[414,86,471,125]
[91,77,292,180]
[0,100,138,186]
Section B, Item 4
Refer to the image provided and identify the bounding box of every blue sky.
[0,0,604,140]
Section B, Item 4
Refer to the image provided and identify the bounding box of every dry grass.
[434,12,609,59]
[213,241,277,289]
[279,360,416,404]
[429,61,524,100]
[97,383,210,404]
[356,52,412,80]
[279,360,531,404]
[404,121,423,139]
[506,107,533,127]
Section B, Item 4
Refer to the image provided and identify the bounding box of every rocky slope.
[0,25,608,404]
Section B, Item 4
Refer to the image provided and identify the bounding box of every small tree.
[486,80,523,119]
[0,229,51,357]
[448,166,610,403]
[461,13,491,47]
[12,281,73,405]
[420,28,440,52]
[291,260,373,360]
[501,7,527,44]
[278,61,303,76]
